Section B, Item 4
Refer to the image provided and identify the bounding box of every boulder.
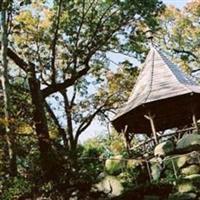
[176,151,200,168]
[185,173,200,181]
[184,174,200,187]
[150,158,162,181]
[176,155,188,169]
[94,175,124,197]
[105,155,125,175]
[181,165,200,176]
[151,165,161,181]
[177,182,196,193]
[168,192,197,200]
[176,134,200,152]
[176,174,200,194]
[154,141,174,157]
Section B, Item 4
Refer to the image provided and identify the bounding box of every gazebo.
[112,46,200,145]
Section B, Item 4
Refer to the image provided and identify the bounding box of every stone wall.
[153,134,200,200]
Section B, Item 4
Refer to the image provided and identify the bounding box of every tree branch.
[42,64,90,98]
[70,85,77,107]
[192,68,200,74]
[87,2,116,49]
[6,47,31,72]
[75,0,86,49]
[75,105,104,142]
[44,100,68,148]
[74,93,114,141]
[173,48,198,60]
[61,90,74,147]
[51,0,63,83]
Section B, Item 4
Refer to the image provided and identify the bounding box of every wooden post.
[122,125,131,155]
[144,113,158,145]
[190,98,199,133]
[192,113,199,133]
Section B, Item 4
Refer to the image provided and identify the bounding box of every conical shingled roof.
[112,47,200,134]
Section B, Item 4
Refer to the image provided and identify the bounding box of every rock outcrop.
[154,140,174,157]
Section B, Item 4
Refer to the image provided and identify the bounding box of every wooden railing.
[130,127,196,153]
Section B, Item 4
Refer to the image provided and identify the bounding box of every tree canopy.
[1,0,200,199]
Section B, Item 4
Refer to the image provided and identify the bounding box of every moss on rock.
[181,165,200,176]
[176,134,200,152]
[184,174,200,188]
[150,158,162,181]
[177,182,196,193]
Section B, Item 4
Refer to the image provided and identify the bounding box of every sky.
[162,0,189,9]
[79,0,189,143]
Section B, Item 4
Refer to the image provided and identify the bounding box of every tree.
[46,60,139,152]
[0,0,17,177]
[153,1,200,74]
[2,0,164,178]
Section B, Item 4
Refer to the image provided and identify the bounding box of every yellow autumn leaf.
[17,122,33,135]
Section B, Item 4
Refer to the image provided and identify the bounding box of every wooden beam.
[144,113,158,145]
[149,116,158,145]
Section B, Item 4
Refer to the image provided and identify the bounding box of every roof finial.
[145,29,154,47]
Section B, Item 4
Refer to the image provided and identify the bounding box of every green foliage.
[82,137,105,158]
[105,155,125,176]
[7,0,164,152]
[1,176,31,200]
[155,2,200,73]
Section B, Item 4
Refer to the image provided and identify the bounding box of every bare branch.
[192,68,200,74]
[51,0,63,83]
[44,100,68,148]
[70,85,77,107]
[74,93,115,141]
[75,105,105,142]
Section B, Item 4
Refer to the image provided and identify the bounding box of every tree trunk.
[28,69,55,180]
[61,90,75,151]
[1,7,17,176]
